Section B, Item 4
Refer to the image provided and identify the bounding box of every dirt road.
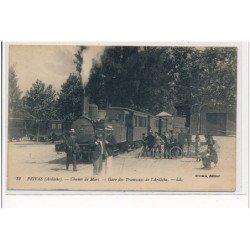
[7,136,236,191]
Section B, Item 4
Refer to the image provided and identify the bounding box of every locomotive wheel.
[170,146,183,159]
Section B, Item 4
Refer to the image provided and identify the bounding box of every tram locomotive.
[54,104,186,160]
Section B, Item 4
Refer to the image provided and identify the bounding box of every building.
[190,105,236,136]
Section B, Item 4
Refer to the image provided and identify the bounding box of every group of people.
[141,129,218,163]
[141,129,191,159]
[64,125,117,175]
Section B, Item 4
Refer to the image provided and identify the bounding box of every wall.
[190,107,236,135]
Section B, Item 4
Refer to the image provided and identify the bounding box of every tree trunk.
[37,123,40,142]
[197,110,201,134]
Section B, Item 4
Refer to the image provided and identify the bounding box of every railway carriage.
[8,118,28,141]
[8,118,64,141]
[105,107,148,149]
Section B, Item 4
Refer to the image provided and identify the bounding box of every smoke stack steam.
[81,46,105,87]
[80,46,105,116]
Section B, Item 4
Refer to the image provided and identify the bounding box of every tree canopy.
[9,46,237,126]
[9,66,23,117]
[23,80,57,121]
[87,46,237,117]
[57,73,84,121]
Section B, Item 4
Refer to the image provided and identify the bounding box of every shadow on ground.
[47,157,66,165]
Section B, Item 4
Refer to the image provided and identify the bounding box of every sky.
[9,45,78,94]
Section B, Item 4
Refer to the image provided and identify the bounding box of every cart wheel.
[170,146,183,159]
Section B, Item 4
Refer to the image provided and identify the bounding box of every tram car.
[54,104,186,160]
[8,118,65,142]
[55,106,159,158]
[8,118,28,141]
[104,107,151,150]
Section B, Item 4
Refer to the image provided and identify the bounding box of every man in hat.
[91,129,106,175]
[105,125,117,175]
[65,128,78,171]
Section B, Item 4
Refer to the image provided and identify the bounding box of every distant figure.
[169,130,177,144]
[202,143,218,169]
[51,131,56,143]
[206,134,215,147]
[195,133,201,162]
[105,125,117,175]
[141,133,147,157]
[208,143,218,166]
[65,129,78,171]
[186,129,192,156]
[178,129,186,152]
[92,132,106,175]
[162,131,170,159]
[154,132,164,158]
[145,130,155,156]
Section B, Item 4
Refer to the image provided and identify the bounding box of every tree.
[23,80,57,140]
[57,73,84,121]
[9,66,23,117]
[187,47,237,132]
[87,46,237,126]
[88,46,178,115]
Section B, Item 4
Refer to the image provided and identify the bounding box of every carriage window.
[134,116,138,127]
[57,124,62,129]
[139,117,147,127]
[52,123,56,129]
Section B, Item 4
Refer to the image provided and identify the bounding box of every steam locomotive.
[55,104,186,160]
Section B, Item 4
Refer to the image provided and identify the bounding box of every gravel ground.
[7,136,236,191]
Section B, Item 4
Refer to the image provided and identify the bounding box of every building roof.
[156,111,172,117]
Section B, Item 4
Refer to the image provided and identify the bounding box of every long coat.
[65,135,78,154]
[91,139,107,162]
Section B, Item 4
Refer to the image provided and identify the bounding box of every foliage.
[188,47,237,112]
[87,46,237,117]
[57,73,84,121]
[23,80,57,121]
[8,66,23,117]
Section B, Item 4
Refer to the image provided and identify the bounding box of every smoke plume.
[81,46,105,86]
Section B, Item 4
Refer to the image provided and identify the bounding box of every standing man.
[162,131,170,159]
[92,130,106,175]
[145,130,155,157]
[178,129,186,153]
[65,128,78,171]
[105,125,117,175]
[154,132,164,158]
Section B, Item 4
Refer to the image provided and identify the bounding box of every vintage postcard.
[5,43,238,192]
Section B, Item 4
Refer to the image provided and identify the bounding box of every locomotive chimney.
[83,90,89,117]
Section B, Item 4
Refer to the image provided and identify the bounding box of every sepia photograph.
[6,43,237,191]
